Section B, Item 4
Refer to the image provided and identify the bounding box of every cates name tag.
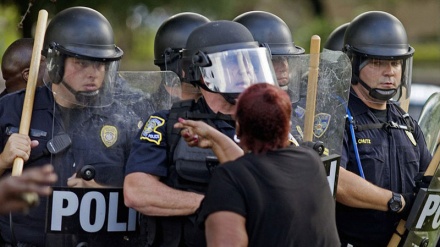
[46,187,138,234]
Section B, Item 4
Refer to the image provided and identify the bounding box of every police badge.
[101,125,118,148]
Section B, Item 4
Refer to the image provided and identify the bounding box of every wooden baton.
[11,9,48,176]
[11,10,48,206]
[303,35,321,142]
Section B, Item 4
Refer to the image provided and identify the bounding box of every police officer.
[124,20,277,247]
[1,38,46,98]
[233,11,304,97]
[323,22,350,52]
[0,7,142,247]
[336,11,432,246]
[153,12,209,102]
[233,11,305,143]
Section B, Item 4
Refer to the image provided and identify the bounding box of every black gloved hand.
[414,172,432,193]
[400,193,416,220]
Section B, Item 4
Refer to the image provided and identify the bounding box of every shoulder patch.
[140,116,165,145]
[313,113,331,138]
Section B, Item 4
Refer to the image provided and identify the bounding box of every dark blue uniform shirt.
[336,90,432,246]
[0,86,141,247]
[126,97,235,177]
[125,97,235,247]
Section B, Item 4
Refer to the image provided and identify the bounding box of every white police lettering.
[415,194,440,230]
[326,159,338,196]
[321,154,340,199]
[49,189,137,233]
[108,192,137,231]
[80,192,106,232]
[51,191,79,231]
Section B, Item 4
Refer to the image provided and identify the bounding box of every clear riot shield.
[44,71,179,247]
[418,92,440,156]
[395,92,440,247]
[291,50,351,156]
[115,71,184,121]
[288,50,351,197]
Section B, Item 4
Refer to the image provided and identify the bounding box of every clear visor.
[199,47,277,93]
[116,71,183,115]
[45,47,119,108]
[358,57,413,102]
[272,55,302,103]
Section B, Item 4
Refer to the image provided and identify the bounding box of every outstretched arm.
[124,172,204,216]
[174,118,244,163]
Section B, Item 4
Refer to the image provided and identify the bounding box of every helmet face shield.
[271,55,301,103]
[357,56,413,102]
[45,45,119,108]
[394,56,412,101]
[198,47,277,93]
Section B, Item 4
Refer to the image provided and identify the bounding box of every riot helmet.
[44,6,123,107]
[343,11,414,101]
[154,12,210,79]
[233,11,304,102]
[182,20,277,104]
[324,22,349,51]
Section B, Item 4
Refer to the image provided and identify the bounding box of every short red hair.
[235,83,291,154]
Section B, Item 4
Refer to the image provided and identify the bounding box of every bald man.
[0,38,46,98]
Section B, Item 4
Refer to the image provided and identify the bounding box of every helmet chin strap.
[220,93,239,105]
[355,75,397,101]
[61,80,99,106]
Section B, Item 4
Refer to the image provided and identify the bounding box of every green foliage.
[0,4,21,62]
[123,28,157,71]
[295,17,334,53]
[413,43,440,65]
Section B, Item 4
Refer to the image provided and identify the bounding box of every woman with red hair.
[174,83,339,246]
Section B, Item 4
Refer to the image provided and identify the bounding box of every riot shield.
[418,92,440,155]
[115,71,183,121]
[290,50,351,156]
[44,71,179,247]
[393,148,440,247]
[390,92,440,247]
[288,50,351,197]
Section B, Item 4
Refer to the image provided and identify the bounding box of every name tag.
[46,187,138,234]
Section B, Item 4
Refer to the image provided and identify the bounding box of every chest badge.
[101,125,118,148]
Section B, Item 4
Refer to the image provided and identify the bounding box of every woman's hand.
[174,117,215,149]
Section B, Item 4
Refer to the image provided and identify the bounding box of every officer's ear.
[22,68,30,82]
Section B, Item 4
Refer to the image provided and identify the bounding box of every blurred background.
[0,0,439,119]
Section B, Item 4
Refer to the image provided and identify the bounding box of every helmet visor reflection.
[199,47,277,93]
